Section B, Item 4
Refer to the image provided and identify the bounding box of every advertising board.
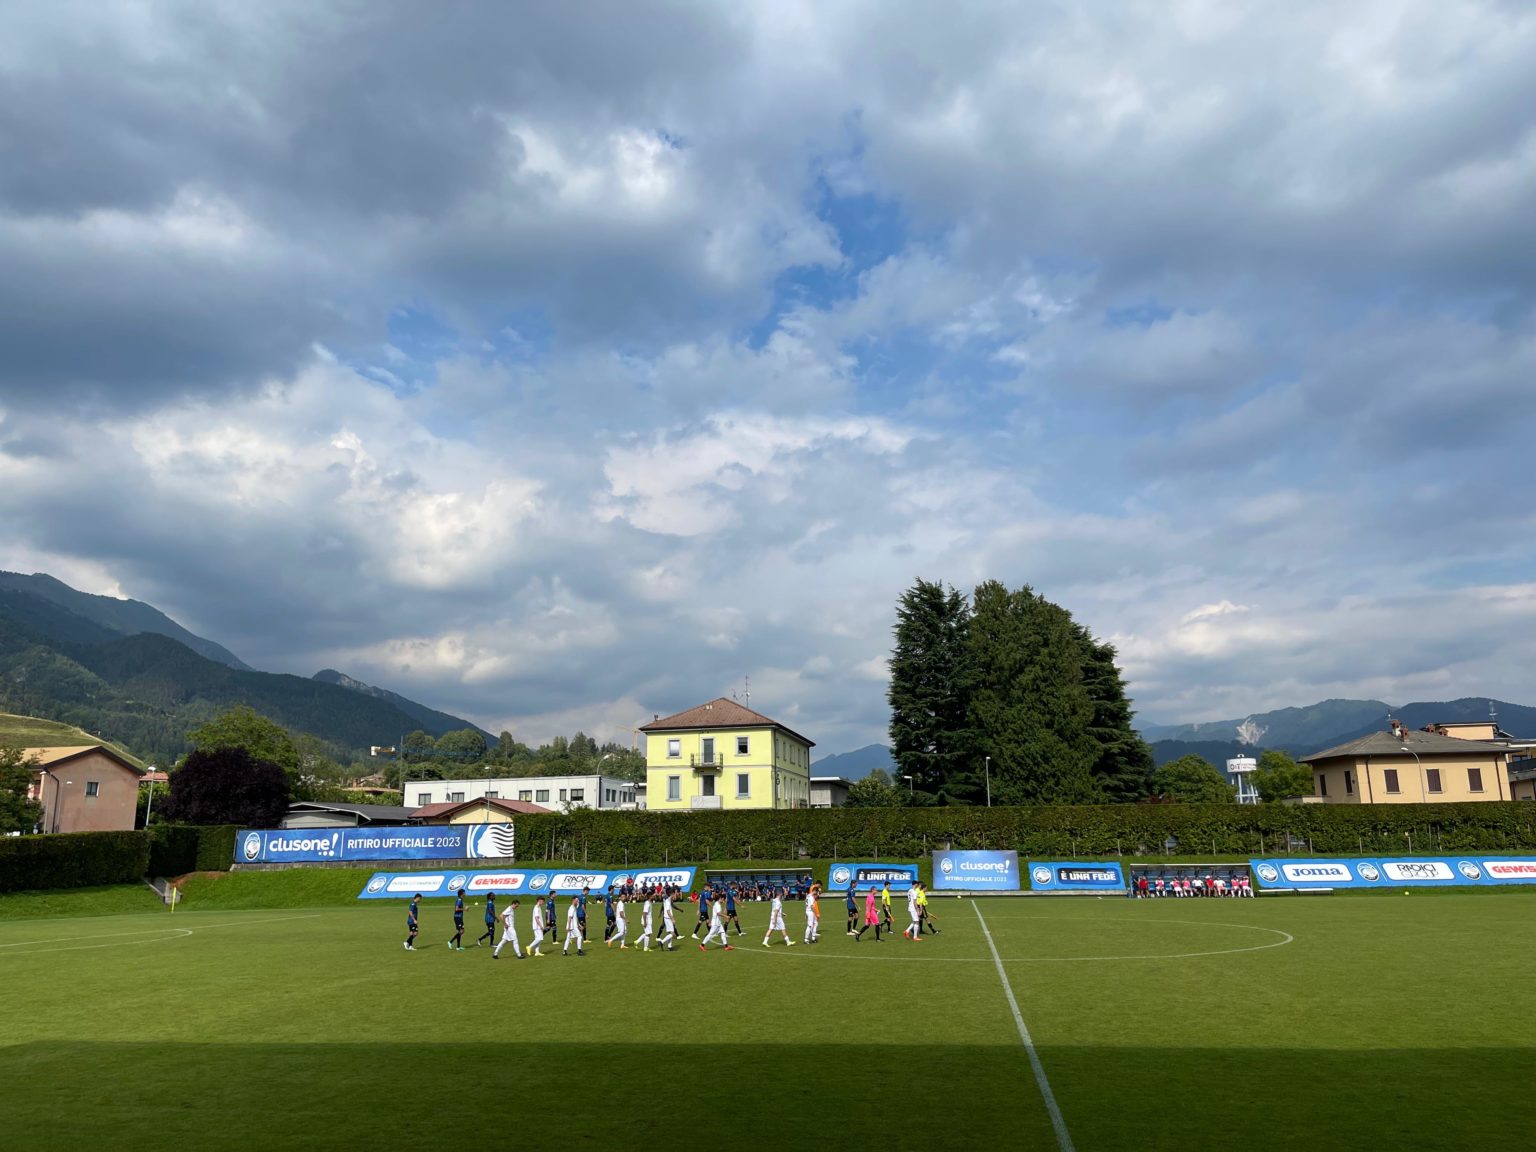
[236,823,515,864]
[931,850,1020,891]
[825,863,919,892]
[1027,861,1124,891]
[1249,856,1536,890]
[357,866,697,899]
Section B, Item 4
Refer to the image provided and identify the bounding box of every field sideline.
[4,881,1535,1151]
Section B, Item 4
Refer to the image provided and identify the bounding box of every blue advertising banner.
[357,866,698,900]
[825,863,919,892]
[932,849,1021,891]
[236,823,518,864]
[1250,856,1536,890]
[1028,861,1124,891]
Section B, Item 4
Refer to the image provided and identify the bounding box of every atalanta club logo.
[1032,866,1052,886]
[529,873,549,891]
[831,866,851,887]
[939,857,955,876]
[1256,863,1279,885]
[366,876,387,893]
[1457,860,1482,880]
[448,874,468,891]
[242,832,262,862]
[1357,862,1381,881]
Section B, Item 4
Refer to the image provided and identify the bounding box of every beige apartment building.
[24,745,146,832]
[1302,722,1512,804]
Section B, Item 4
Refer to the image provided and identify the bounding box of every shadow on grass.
[5,1041,1534,1150]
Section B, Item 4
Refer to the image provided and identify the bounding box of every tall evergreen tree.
[887,579,976,802]
[967,581,1100,804]
[1074,625,1155,802]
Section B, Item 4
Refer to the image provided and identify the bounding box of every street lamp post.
[143,767,159,829]
[1404,746,1426,802]
[984,755,991,808]
[902,774,914,800]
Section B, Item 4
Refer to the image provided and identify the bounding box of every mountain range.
[814,697,1536,773]
[0,570,489,766]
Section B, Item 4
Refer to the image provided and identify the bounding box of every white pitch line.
[0,913,323,955]
[973,901,1075,1152]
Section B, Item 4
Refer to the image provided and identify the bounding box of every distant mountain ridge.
[813,743,895,780]
[0,572,490,765]
[313,669,493,741]
[0,570,251,670]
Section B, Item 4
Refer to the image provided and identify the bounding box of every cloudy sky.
[2,1,1535,753]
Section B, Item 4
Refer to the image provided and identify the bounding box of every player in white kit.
[803,884,820,944]
[639,890,654,952]
[658,888,679,951]
[562,896,586,956]
[904,885,923,940]
[699,892,733,950]
[528,897,545,957]
[492,898,523,959]
[762,887,795,947]
[608,893,629,950]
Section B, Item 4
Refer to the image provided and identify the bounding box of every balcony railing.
[690,795,723,810]
[690,753,723,770]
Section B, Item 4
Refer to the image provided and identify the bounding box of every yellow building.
[1302,723,1513,804]
[640,698,814,811]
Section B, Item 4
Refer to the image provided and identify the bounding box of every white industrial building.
[401,774,638,811]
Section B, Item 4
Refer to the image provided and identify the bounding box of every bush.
[194,825,240,872]
[147,824,201,876]
[0,830,149,893]
[502,801,1536,862]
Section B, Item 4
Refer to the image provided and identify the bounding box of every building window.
[667,775,681,802]
[570,789,584,803]
[535,789,549,803]
[737,773,750,798]
[84,781,100,797]
[1468,767,1484,793]
[416,794,430,807]
[1384,769,1400,794]
[1317,774,1327,797]
[485,791,498,799]
[1344,770,1353,795]
[1426,768,1442,793]
[559,789,568,801]
[448,791,465,803]
[737,736,749,755]
[667,738,681,758]
[519,790,533,802]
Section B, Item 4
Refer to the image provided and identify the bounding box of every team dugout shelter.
[702,869,816,900]
[1126,862,1253,894]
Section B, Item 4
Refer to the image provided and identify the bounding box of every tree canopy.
[1152,754,1235,803]
[163,746,291,827]
[0,745,43,834]
[187,705,300,777]
[844,768,902,808]
[1253,749,1314,802]
[888,577,1153,805]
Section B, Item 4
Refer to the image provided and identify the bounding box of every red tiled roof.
[411,797,550,821]
[639,697,814,747]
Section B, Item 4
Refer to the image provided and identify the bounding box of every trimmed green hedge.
[505,801,1536,862]
[193,825,240,872]
[147,824,200,876]
[0,830,149,893]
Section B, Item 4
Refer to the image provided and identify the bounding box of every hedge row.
[506,801,1536,863]
[0,830,149,893]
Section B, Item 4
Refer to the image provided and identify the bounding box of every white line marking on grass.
[732,918,1294,963]
[974,901,1075,1152]
[0,913,322,956]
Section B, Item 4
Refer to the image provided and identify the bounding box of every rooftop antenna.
[732,675,751,708]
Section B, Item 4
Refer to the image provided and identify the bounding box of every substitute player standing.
[762,887,795,947]
[404,893,421,950]
[449,888,467,951]
[477,892,498,947]
[492,899,523,960]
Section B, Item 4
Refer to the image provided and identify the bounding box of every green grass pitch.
[4,881,1535,1151]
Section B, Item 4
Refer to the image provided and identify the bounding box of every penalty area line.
[972,901,1075,1152]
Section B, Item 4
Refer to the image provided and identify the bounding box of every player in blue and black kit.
[405,893,421,950]
[602,886,617,942]
[577,886,590,946]
[477,892,497,947]
[724,885,743,937]
[449,888,467,951]
[845,886,858,935]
